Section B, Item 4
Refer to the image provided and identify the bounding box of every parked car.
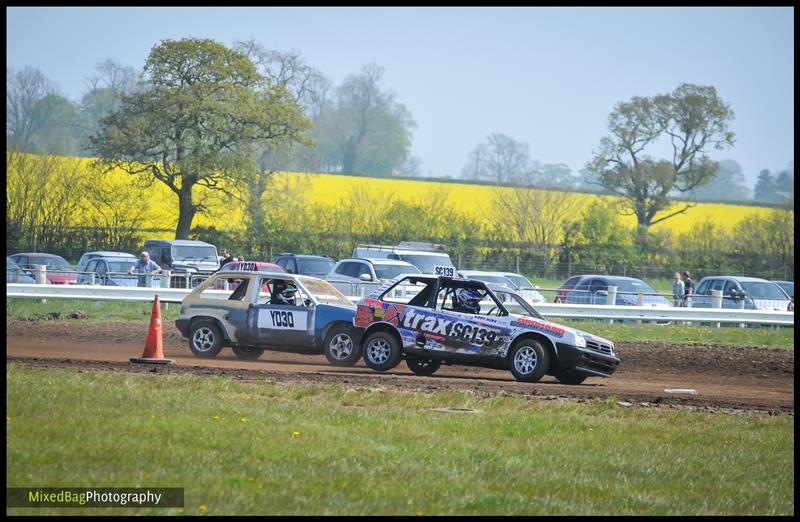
[143,239,220,288]
[692,276,792,311]
[77,253,140,286]
[76,251,135,274]
[555,275,583,303]
[326,258,421,294]
[561,275,670,307]
[353,274,619,384]
[6,257,35,283]
[176,271,362,366]
[772,280,794,300]
[458,270,547,304]
[272,253,336,277]
[8,253,77,284]
[353,243,456,276]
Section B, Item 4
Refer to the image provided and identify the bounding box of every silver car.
[458,270,547,304]
[326,258,421,294]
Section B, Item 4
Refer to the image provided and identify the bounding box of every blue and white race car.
[176,271,361,365]
[354,274,620,384]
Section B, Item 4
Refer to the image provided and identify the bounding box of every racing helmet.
[272,280,297,305]
[455,288,483,314]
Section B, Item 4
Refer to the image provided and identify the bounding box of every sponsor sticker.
[258,310,308,330]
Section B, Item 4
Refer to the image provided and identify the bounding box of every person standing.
[219,248,235,268]
[682,271,694,307]
[129,251,162,287]
[671,272,685,307]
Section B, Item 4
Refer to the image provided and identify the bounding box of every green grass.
[560,320,794,349]
[6,364,794,515]
[5,298,181,323]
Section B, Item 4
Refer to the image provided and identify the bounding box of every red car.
[213,261,286,290]
[8,253,78,284]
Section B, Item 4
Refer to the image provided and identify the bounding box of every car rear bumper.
[555,342,620,377]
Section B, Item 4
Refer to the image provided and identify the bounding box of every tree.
[6,66,81,153]
[78,59,139,154]
[315,63,416,176]
[585,83,735,228]
[89,38,311,239]
[461,133,532,184]
[775,168,794,203]
[754,169,779,202]
[691,158,750,201]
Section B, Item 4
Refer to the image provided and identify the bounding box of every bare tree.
[6,66,59,150]
[461,133,533,184]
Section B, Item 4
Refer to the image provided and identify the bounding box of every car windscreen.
[396,254,454,274]
[300,277,354,307]
[493,290,545,319]
[172,246,218,261]
[298,258,335,275]
[607,278,656,294]
[107,261,136,272]
[469,274,511,285]
[740,282,789,300]
[31,257,70,269]
[374,264,421,280]
[504,274,533,289]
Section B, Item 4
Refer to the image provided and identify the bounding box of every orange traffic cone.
[130,295,175,365]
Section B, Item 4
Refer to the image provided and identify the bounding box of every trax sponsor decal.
[258,310,308,330]
[512,316,566,337]
[402,308,502,346]
[434,265,455,277]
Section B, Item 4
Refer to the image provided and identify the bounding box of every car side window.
[357,263,372,278]
[696,280,709,295]
[97,261,108,275]
[723,280,739,296]
[589,279,607,293]
[342,262,360,278]
[335,263,348,275]
[286,259,297,274]
[710,279,725,293]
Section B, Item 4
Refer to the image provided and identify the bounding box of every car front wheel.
[323,324,361,366]
[406,358,441,376]
[362,331,401,372]
[232,346,264,360]
[508,340,550,383]
[189,322,224,358]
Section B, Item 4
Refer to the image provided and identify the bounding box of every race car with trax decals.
[176,270,362,365]
[353,274,620,384]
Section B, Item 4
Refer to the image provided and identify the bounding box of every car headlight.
[574,335,586,348]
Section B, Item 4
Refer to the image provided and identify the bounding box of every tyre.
[508,339,550,383]
[554,369,588,385]
[232,346,264,360]
[189,321,224,358]
[362,331,402,372]
[406,357,441,376]
[323,324,361,366]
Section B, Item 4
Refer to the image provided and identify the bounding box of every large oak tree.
[89,38,310,239]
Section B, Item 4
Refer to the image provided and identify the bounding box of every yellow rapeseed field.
[9,154,774,238]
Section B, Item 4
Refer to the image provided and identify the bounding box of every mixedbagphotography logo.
[7,488,184,508]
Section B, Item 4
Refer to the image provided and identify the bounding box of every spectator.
[671,272,685,307]
[237,255,245,262]
[220,248,235,268]
[682,271,694,307]
[129,251,161,287]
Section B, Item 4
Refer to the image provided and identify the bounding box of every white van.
[353,243,455,276]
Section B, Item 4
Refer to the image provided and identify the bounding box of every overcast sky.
[6,6,794,186]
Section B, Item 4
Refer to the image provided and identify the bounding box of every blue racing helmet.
[456,288,483,314]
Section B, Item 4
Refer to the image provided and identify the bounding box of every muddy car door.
[248,276,315,350]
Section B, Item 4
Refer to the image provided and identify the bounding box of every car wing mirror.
[359,273,372,281]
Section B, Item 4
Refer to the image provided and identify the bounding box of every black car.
[272,253,335,277]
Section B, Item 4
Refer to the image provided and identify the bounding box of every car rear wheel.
[508,340,550,383]
[232,346,264,360]
[189,322,224,358]
[323,324,360,366]
[406,357,441,376]
[362,331,401,372]
[554,369,588,385]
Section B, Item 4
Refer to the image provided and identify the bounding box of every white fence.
[6,283,793,327]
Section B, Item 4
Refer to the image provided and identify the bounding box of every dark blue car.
[175,271,361,365]
[562,275,671,308]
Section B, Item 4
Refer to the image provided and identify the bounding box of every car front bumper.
[555,342,620,377]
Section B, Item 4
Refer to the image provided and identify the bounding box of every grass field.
[5,364,794,515]
[5,298,794,349]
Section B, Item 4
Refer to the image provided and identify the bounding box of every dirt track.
[5,317,794,413]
